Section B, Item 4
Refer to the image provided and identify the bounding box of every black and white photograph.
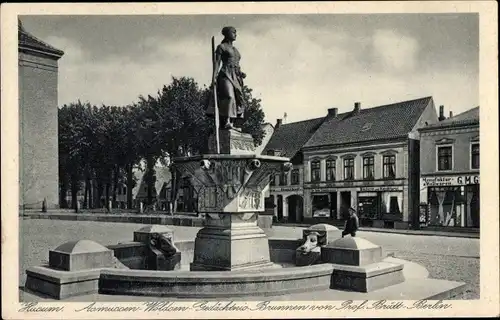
[2,2,498,319]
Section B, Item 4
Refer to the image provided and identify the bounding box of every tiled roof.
[422,106,479,129]
[262,117,325,157]
[18,19,64,57]
[304,96,433,148]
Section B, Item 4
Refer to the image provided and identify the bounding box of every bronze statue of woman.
[206,26,246,130]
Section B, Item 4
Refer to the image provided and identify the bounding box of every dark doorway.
[329,192,337,219]
[469,185,480,228]
[287,195,304,222]
[340,191,351,219]
[277,195,283,221]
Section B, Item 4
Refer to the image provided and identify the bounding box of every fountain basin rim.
[173,154,290,163]
[100,263,335,283]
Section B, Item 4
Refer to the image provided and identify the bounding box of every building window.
[311,160,321,182]
[437,146,453,171]
[363,156,375,180]
[270,174,276,186]
[123,186,127,195]
[326,159,336,181]
[343,158,354,180]
[280,171,288,186]
[471,143,479,169]
[291,169,300,185]
[383,155,396,179]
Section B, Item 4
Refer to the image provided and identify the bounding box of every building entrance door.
[277,195,283,221]
[340,191,351,219]
[329,192,337,219]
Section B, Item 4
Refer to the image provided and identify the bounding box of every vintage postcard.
[1,1,498,319]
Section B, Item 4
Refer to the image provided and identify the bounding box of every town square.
[2,3,499,319]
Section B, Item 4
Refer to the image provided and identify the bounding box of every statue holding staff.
[206,26,246,131]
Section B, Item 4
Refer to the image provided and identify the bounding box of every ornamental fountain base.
[176,129,291,271]
[190,212,277,271]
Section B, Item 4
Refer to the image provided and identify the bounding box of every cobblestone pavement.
[18,219,479,299]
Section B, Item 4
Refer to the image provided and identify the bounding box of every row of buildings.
[263,98,480,230]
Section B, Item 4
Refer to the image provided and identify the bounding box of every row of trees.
[58,77,266,211]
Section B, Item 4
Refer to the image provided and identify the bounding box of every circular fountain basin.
[101,238,336,298]
[99,264,334,298]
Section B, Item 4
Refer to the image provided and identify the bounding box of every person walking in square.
[342,207,359,238]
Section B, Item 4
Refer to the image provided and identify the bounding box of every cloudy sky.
[21,14,478,124]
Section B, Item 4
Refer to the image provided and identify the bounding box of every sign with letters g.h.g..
[422,175,479,187]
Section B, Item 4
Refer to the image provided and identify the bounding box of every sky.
[21,14,479,124]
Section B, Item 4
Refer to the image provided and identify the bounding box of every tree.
[58,101,93,209]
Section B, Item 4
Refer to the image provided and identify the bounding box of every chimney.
[275,118,282,129]
[438,105,445,121]
[449,111,453,118]
[354,102,361,114]
[328,107,338,117]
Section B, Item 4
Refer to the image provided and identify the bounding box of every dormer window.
[361,122,373,132]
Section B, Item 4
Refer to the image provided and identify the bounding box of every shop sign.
[272,187,302,192]
[359,186,403,192]
[422,175,479,187]
[310,188,337,193]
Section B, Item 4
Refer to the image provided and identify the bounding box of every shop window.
[471,143,479,169]
[343,158,355,180]
[363,156,375,180]
[358,196,379,220]
[312,195,330,218]
[326,159,336,181]
[291,169,300,185]
[311,160,321,182]
[280,171,288,186]
[383,155,396,179]
[428,187,464,227]
[437,146,453,171]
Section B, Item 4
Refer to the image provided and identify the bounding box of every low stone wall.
[22,213,205,227]
[21,212,273,230]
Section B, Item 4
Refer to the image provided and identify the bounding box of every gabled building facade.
[301,97,439,229]
[418,106,480,228]
[263,117,326,222]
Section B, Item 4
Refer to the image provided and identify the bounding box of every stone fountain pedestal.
[175,129,291,271]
